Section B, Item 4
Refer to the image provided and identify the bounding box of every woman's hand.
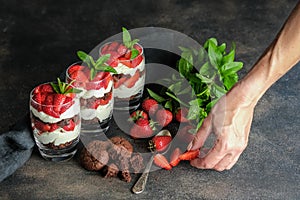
[188,83,256,171]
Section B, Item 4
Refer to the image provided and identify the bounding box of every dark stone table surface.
[0,0,299,199]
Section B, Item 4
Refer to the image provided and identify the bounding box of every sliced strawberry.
[93,71,105,82]
[179,149,200,161]
[169,147,182,167]
[117,44,128,56]
[132,55,143,68]
[34,120,51,133]
[40,83,54,94]
[60,97,74,114]
[123,70,140,88]
[124,50,131,59]
[101,44,110,55]
[49,123,59,132]
[134,44,143,54]
[53,94,67,113]
[31,93,43,111]
[63,119,75,131]
[156,109,173,127]
[119,57,132,68]
[153,154,172,170]
[70,70,88,82]
[68,64,84,75]
[85,81,102,90]
[43,95,60,118]
[114,76,127,88]
[107,41,119,51]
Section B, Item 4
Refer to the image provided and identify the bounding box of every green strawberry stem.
[50,78,82,94]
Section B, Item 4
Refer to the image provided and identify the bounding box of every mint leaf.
[147,88,166,103]
[122,27,131,48]
[130,49,139,59]
[95,54,110,66]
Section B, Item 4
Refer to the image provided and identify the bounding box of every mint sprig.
[77,50,117,80]
[122,27,140,59]
[147,38,243,131]
[51,78,82,94]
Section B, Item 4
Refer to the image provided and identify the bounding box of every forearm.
[239,1,300,104]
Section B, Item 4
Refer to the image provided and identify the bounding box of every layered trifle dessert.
[99,27,145,111]
[66,51,116,133]
[30,79,81,161]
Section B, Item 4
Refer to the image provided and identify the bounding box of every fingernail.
[187,141,193,151]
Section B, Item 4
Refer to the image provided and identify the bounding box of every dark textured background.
[0,0,299,199]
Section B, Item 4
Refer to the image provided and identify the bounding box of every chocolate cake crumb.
[119,169,132,183]
[102,163,119,178]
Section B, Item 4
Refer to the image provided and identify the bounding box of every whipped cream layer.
[114,73,145,98]
[114,57,145,76]
[33,124,80,146]
[81,99,114,122]
[80,81,113,99]
[30,99,80,123]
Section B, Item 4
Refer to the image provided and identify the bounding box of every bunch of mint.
[147,38,244,131]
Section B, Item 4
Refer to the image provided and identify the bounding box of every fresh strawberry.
[156,109,173,127]
[31,93,43,111]
[169,147,182,167]
[107,41,119,51]
[124,50,131,59]
[134,44,143,54]
[40,83,54,93]
[101,44,110,54]
[119,57,132,68]
[92,71,105,82]
[63,119,75,131]
[130,118,155,139]
[179,149,200,161]
[175,107,189,123]
[43,95,60,118]
[60,97,74,114]
[68,64,84,75]
[153,154,172,170]
[113,76,127,88]
[149,135,172,152]
[117,44,128,56]
[34,120,51,133]
[70,70,88,82]
[132,55,143,68]
[142,98,159,117]
[129,110,148,122]
[49,123,59,132]
[123,70,140,88]
[53,93,67,113]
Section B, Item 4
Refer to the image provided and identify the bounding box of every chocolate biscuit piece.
[102,163,119,178]
[119,169,132,183]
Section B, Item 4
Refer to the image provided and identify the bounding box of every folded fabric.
[0,114,34,182]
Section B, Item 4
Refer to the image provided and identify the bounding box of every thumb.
[187,113,212,151]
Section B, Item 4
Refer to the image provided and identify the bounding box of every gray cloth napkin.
[0,115,34,182]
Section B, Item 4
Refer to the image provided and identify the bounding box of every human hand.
[187,83,256,171]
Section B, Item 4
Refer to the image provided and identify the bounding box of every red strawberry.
[156,109,173,127]
[124,50,131,59]
[107,41,119,51]
[60,97,74,114]
[175,107,189,123]
[70,70,88,82]
[92,71,105,82]
[49,123,59,132]
[53,94,67,113]
[129,110,148,122]
[153,154,172,170]
[119,57,132,68]
[123,70,140,88]
[179,149,200,161]
[43,95,60,118]
[113,76,127,88]
[34,120,51,133]
[132,55,143,68]
[31,93,43,111]
[40,84,54,94]
[63,119,75,131]
[149,135,172,152]
[68,64,84,75]
[130,118,155,139]
[117,44,128,56]
[134,44,143,54]
[142,98,159,117]
[101,44,110,55]
[169,147,182,167]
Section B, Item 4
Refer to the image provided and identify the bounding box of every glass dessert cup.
[29,84,81,162]
[66,62,114,135]
[99,42,146,112]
